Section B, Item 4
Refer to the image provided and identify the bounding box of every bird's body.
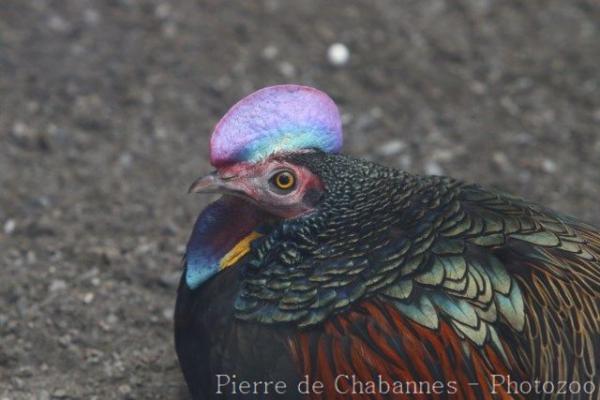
[175,86,600,399]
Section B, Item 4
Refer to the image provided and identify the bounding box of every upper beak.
[188,172,225,194]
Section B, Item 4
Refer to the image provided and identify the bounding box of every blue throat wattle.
[185,196,265,289]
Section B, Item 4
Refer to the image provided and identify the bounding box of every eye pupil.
[273,171,295,190]
[278,175,289,185]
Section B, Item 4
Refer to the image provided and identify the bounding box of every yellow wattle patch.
[219,231,263,270]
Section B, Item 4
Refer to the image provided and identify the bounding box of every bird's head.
[189,85,342,219]
[184,85,343,289]
[188,156,325,219]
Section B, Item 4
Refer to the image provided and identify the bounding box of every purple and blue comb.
[210,84,343,166]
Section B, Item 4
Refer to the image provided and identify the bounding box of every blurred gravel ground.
[0,0,599,398]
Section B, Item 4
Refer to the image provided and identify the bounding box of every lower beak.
[188,172,224,194]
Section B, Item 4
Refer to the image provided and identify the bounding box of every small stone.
[48,15,69,32]
[369,107,383,119]
[12,376,24,389]
[376,140,406,156]
[118,152,133,168]
[492,151,512,172]
[83,292,95,304]
[162,308,173,320]
[327,43,350,66]
[424,161,444,176]
[91,245,120,262]
[85,348,104,363]
[38,390,51,400]
[213,75,232,91]
[4,219,16,234]
[159,272,180,288]
[49,280,67,292]
[99,320,111,331]
[469,81,486,95]
[84,9,100,25]
[500,96,519,116]
[154,126,168,139]
[518,170,532,183]
[541,158,557,174]
[16,297,28,316]
[118,384,132,395]
[432,149,456,162]
[262,45,278,60]
[58,334,72,347]
[52,389,67,398]
[107,314,118,325]
[17,366,34,377]
[278,61,296,78]
[155,3,171,18]
[27,250,37,264]
[399,154,412,169]
[162,22,177,38]
[13,121,29,136]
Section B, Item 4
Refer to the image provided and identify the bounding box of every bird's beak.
[188,172,226,194]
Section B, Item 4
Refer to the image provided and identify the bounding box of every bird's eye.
[270,170,296,192]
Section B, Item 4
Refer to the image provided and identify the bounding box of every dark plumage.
[175,86,600,399]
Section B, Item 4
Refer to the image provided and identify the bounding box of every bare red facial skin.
[214,156,324,219]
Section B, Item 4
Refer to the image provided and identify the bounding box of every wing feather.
[289,185,600,397]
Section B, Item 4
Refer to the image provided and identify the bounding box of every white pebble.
[369,107,383,119]
[262,45,278,60]
[399,154,412,169]
[327,43,350,66]
[52,389,67,398]
[425,161,444,176]
[492,151,513,172]
[83,9,100,25]
[106,314,118,325]
[155,3,171,18]
[50,280,67,292]
[3,219,16,234]
[38,390,51,400]
[118,152,133,167]
[83,292,95,304]
[48,15,69,32]
[118,384,132,395]
[278,61,296,78]
[12,122,29,137]
[541,158,557,174]
[377,140,407,156]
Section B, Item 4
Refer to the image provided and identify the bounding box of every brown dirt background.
[1,1,599,398]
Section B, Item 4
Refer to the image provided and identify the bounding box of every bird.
[175,84,600,399]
